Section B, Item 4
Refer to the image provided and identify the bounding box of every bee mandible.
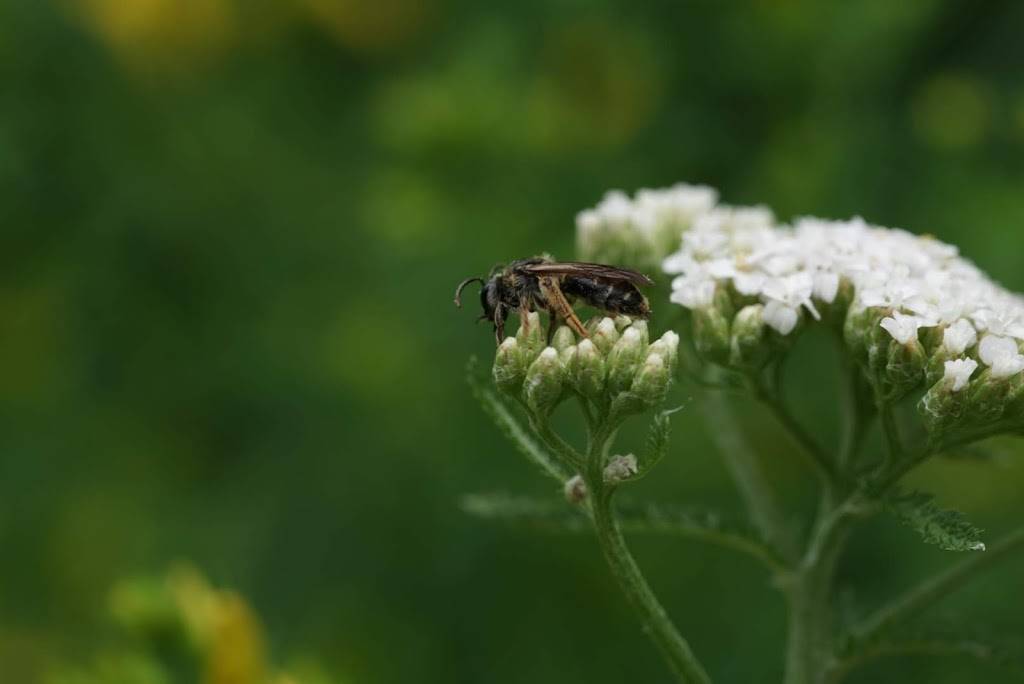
[454,256,654,344]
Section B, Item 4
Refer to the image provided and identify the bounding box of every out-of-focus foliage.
[3,1,1024,682]
[48,564,320,684]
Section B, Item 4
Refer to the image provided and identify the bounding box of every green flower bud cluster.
[919,350,1024,446]
[492,313,680,421]
[679,282,793,374]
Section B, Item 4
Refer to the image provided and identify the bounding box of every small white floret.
[979,335,1024,379]
[942,318,978,355]
[764,300,799,335]
[943,358,978,392]
[880,311,933,345]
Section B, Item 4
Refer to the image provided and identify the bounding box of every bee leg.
[494,304,506,344]
[546,312,559,344]
[519,302,533,332]
[538,277,588,339]
[562,309,589,339]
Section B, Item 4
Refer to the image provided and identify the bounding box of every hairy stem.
[783,560,838,684]
[586,426,712,684]
[783,493,862,684]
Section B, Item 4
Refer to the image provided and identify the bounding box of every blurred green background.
[3,1,1024,682]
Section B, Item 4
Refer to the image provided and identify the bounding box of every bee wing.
[519,262,655,287]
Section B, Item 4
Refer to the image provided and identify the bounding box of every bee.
[454,256,654,344]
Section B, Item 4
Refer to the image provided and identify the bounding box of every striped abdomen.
[561,277,650,317]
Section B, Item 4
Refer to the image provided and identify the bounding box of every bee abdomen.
[562,277,650,317]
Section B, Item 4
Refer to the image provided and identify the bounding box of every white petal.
[979,335,1024,379]
[942,319,977,355]
[764,301,799,335]
[812,271,840,304]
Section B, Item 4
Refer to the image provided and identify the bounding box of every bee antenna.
[454,277,484,308]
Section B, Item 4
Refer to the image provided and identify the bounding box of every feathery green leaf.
[885,490,986,552]
[466,357,569,482]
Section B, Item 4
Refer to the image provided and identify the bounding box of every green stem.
[825,637,1004,683]
[755,372,839,485]
[877,402,903,472]
[783,560,837,684]
[586,426,712,684]
[851,525,1024,646]
[837,362,871,472]
[701,386,798,561]
[590,490,712,683]
[783,493,864,684]
[530,418,585,470]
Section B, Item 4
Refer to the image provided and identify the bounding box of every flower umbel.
[657,201,1024,443]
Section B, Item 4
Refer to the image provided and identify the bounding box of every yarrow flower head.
[646,184,1024,443]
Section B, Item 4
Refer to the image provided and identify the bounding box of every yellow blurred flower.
[912,72,991,150]
[68,0,235,72]
[294,0,436,56]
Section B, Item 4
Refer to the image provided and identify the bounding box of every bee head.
[480,278,501,322]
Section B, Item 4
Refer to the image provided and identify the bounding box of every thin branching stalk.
[754,370,839,485]
[852,525,1024,646]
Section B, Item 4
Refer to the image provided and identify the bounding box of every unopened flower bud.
[614,315,633,331]
[603,454,638,484]
[551,325,576,353]
[652,330,679,370]
[919,358,979,433]
[564,475,587,503]
[493,337,527,394]
[692,306,731,364]
[880,338,927,403]
[966,368,1013,424]
[843,306,884,362]
[591,317,620,355]
[607,327,646,395]
[629,319,650,347]
[559,344,578,373]
[516,311,545,363]
[632,353,670,406]
[523,347,564,416]
[729,304,769,369]
[573,339,606,399]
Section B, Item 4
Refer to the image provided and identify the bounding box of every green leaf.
[462,493,787,572]
[885,490,986,552]
[461,493,589,531]
[636,405,686,478]
[838,622,1024,679]
[466,357,569,482]
[937,436,1017,464]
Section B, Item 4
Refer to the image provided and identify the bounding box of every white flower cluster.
[576,184,718,269]
[659,204,1024,392]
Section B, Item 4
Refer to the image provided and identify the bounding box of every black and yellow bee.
[454,256,653,343]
